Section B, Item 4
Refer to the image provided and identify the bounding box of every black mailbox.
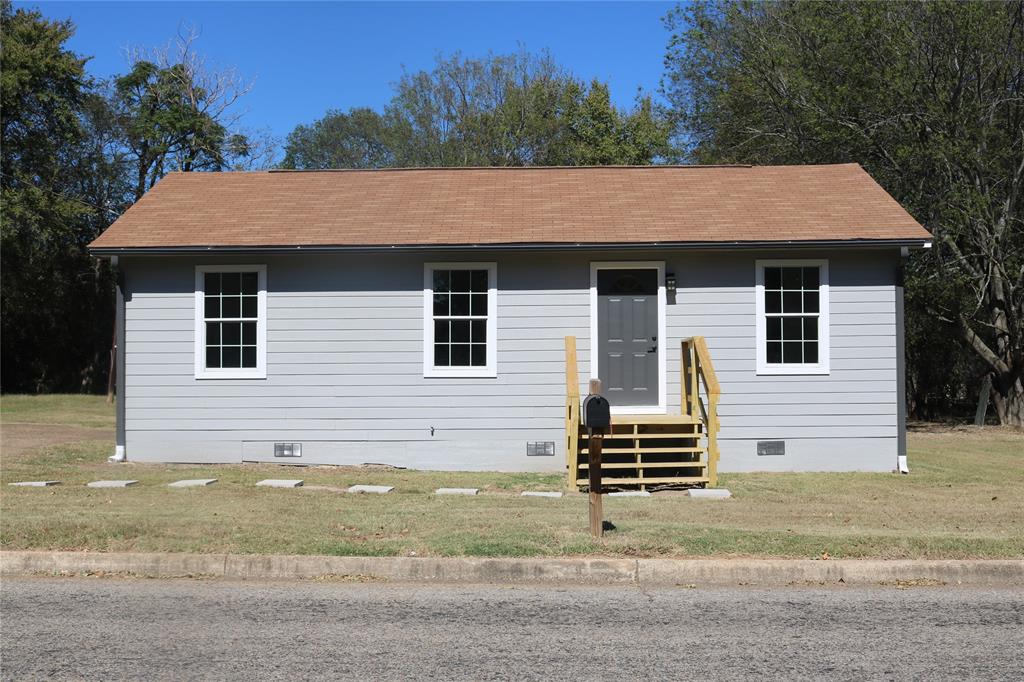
[582,394,611,429]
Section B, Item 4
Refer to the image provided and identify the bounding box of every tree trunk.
[990,374,1024,427]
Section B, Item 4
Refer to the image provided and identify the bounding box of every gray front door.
[597,268,659,407]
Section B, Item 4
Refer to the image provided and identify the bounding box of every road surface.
[2,577,1022,680]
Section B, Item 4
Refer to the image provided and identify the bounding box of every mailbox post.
[581,378,611,538]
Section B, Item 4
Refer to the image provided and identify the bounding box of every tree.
[282,50,670,169]
[663,0,1024,425]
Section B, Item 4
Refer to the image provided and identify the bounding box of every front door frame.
[589,261,667,415]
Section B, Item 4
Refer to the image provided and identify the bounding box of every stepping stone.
[521,491,563,498]
[8,481,60,487]
[168,479,218,488]
[347,485,393,494]
[608,490,651,497]
[256,479,303,488]
[87,480,138,488]
[435,487,478,496]
[687,488,732,499]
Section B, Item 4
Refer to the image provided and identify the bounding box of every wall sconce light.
[666,273,677,294]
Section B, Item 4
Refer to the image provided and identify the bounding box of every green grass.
[2,394,1022,559]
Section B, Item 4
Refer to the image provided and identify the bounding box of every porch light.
[666,273,677,294]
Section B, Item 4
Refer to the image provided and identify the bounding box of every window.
[424,263,497,377]
[755,260,829,375]
[195,265,266,379]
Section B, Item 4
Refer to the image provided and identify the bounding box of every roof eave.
[89,237,933,258]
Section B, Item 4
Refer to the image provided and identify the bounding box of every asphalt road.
[2,578,1022,680]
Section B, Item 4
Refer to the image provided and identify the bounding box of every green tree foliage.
[282,51,669,169]
[1,0,119,392]
[663,0,1024,425]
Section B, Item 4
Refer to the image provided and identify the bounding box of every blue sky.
[25,1,679,146]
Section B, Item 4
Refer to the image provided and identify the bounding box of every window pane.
[782,317,803,341]
[242,295,257,318]
[766,317,782,342]
[241,322,256,345]
[433,270,450,293]
[433,294,449,316]
[782,267,801,290]
[223,322,241,345]
[471,319,486,343]
[804,342,819,364]
[434,344,449,367]
[221,273,241,295]
[451,343,470,366]
[222,346,241,368]
[471,344,486,366]
[782,291,802,313]
[206,322,221,345]
[767,341,782,364]
[470,293,488,316]
[470,269,488,292]
[802,267,819,289]
[434,319,449,343]
[782,341,803,364]
[765,291,781,314]
[204,273,222,296]
[242,346,257,368]
[764,267,782,290]
[206,346,221,369]
[204,295,220,319]
[241,272,258,295]
[803,317,818,341]
[452,270,471,293]
[803,291,819,313]
[450,294,470,316]
[451,320,470,343]
[222,296,241,318]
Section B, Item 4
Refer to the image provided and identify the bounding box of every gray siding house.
[90,164,932,475]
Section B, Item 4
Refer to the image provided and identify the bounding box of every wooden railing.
[565,336,581,484]
[681,337,721,487]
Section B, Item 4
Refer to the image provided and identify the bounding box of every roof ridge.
[264,164,758,174]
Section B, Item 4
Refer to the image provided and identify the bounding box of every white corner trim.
[194,264,267,380]
[589,261,667,414]
[754,259,830,376]
[423,262,498,378]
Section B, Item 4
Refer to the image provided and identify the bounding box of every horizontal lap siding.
[124,252,590,468]
[123,248,900,472]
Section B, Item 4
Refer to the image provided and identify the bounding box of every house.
[89,164,932,481]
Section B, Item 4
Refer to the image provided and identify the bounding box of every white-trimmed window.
[195,265,267,379]
[423,262,497,378]
[755,260,829,375]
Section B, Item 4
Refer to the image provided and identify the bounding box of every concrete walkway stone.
[256,479,303,488]
[521,491,563,498]
[687,488,732,499]
[86,480,138,488]
[435,488,478,496]
[8,481,60,487]
[168,479,218,488]
[347,485,393,494]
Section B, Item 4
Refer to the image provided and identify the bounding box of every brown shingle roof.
[89,163,931,250]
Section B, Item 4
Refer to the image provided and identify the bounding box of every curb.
[2,551,1022,586]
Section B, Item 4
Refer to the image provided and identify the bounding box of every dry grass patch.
[2,395,1022,559]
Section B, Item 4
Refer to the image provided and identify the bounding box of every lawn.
[2,395,1022,559]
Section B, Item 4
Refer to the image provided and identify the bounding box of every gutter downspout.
[896,250,909,474]
[108,256,127,463]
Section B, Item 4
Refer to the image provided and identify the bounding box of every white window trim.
[423,262,498,378]
[194,264,267,380]
[755,259,830,375]
[589,261,667,415]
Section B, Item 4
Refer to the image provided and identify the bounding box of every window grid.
[203,272,259,370]
[764,266,820,365]
[431,269,488,368]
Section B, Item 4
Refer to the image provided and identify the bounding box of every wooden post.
[587,378,604,538]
